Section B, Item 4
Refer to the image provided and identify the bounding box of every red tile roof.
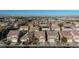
[71,31,79,36]
[60,31,72,37]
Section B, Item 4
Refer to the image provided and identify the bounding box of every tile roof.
[71,31,79,36]
[35,31,45,37]
[47,31,58,36]
[60,31,72,37]
[7,30,19,37]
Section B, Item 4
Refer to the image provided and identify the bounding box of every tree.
[6,40,11,45]
[0,26,6,39]
[39,26,41,31]
[58,23,64,28]
[57,23,64,31]
[61,36,67,43]
[0,26,2,32]
[32,37,39,44]
[72,22,75,25]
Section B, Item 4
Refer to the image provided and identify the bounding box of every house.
[51,26,60,31]
[0,17,5,22]
[19,26,28,31]
[62,23,73,31]
[13,22,19,29]
[64,23,75,27]
[39,23,48,27]
[9,17,16,22]
[39,18,48,24]
[34,31,45,46]
[73,26,79,31]
[29,26,39,31]
[74,22,79,26]
[59,31,73,46]
[33,26,39,31]
[62,26,73,31]
[0,22,8,27]
[71,31,79,42]
[33,20,39,26]
[7,30,19,43]
[51,21,58,26]
[47,31,59,46]
[39,18,49,27]
[41,26,50,31]
[48,18,55,22]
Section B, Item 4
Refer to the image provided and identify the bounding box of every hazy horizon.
[0,10,79,16]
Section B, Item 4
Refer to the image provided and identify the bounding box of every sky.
[0,10,79,16]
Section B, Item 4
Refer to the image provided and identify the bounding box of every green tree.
[0,26,6,39]
[58,23,64,31]
[32,37,39,44]
[6,40,11,45]
[0,25,2,32]
[61,36,67,43]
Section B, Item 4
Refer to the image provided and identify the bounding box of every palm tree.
[57,23,64,31]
